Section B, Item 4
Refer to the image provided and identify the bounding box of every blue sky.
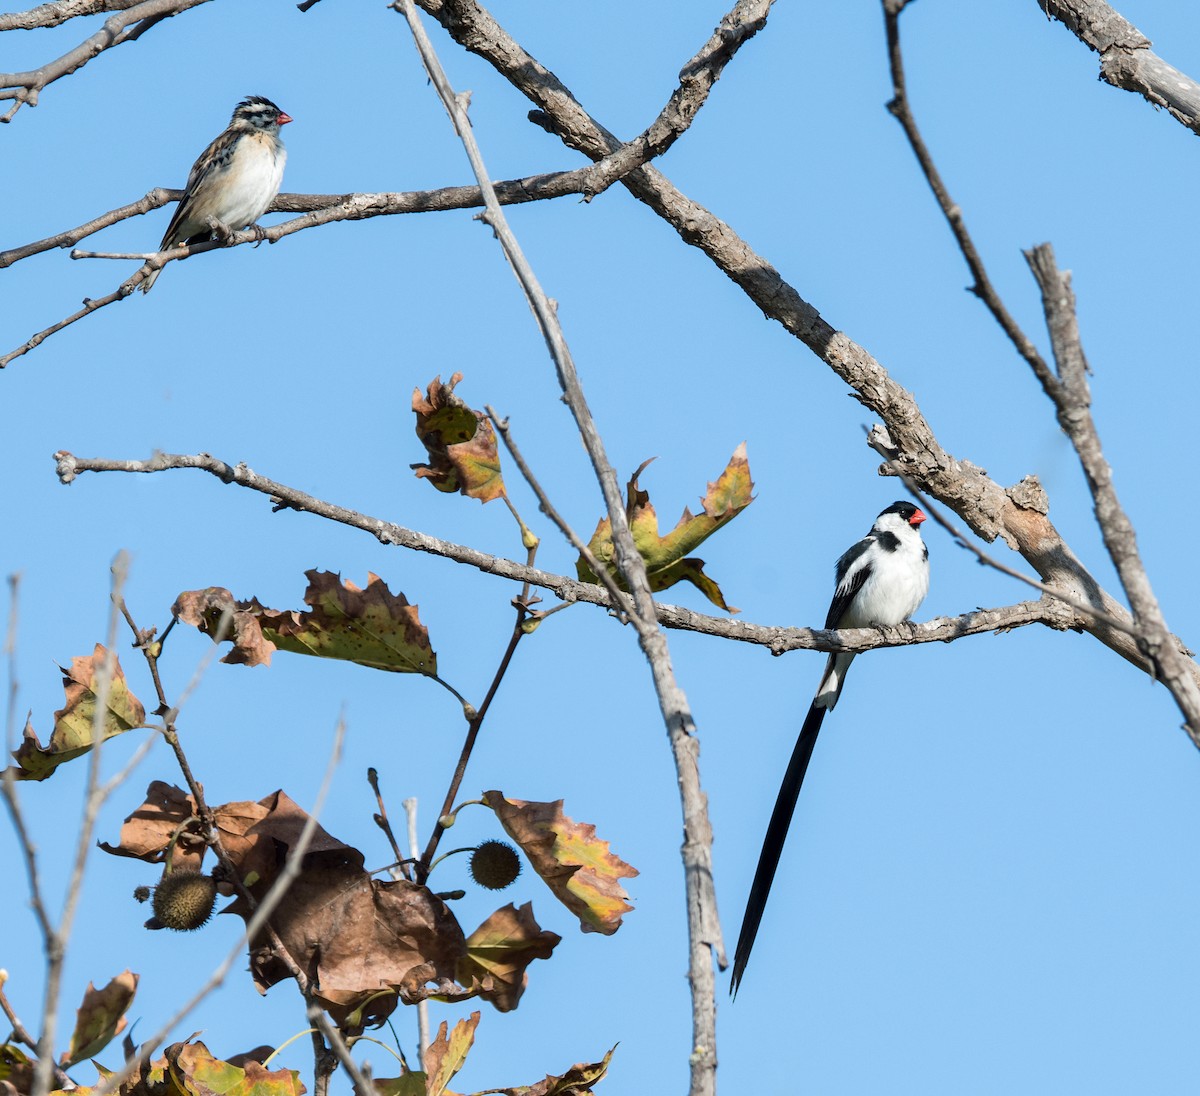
[5,1,1200,1093]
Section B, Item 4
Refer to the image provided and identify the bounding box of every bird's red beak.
[910,508,927,526]
[278,112,294,126]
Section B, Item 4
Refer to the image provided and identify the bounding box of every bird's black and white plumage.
[142,96,292,293]
[730,500,929,997]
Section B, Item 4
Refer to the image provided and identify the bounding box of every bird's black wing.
[824,535,875,629]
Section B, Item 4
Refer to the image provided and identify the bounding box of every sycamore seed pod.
[468,839,522,891]
[151,870,218,931]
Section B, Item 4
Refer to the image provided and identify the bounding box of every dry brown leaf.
[412,373,506,504]
[486,1046,616,1096]
[98,781,207,872]
[173,587,277,667]
[99,784,362,889]
[481,793,637,935]
[106,783,472,1029]
[458,903,561,1012]
[236,863,470,1029]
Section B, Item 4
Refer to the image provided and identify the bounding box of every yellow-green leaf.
[481,793,637,935]
[424,1013,478,1096]
[175,573,437,676]
[169,1041,305,1096]
[366,1073,428,1096]
[61,971,139,1068]
[4,645,146,781]
[577,444,753,612]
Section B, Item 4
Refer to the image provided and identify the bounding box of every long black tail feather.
[729,701,827,997]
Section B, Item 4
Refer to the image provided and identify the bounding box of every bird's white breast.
[840,535,929,629]
[214,131,286,229]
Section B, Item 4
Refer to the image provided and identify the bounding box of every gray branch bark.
[1037,0,1200,135]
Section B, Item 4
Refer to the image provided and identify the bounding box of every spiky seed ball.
[151,870,218,931]
[133,885,151,904]
[468,839,521,890]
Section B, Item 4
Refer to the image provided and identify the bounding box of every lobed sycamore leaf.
[481,793,637,935]
[166,1040,305,1096]
[424,1013,479,1096]
[577,442,753,612]
[174,571,437,676]
[458,903,561,1012]
[61,971,139,1068]
[4,644,146,781]
[412,373,506,504]
[487,1046,615,1096]
[51,1040,303,1096]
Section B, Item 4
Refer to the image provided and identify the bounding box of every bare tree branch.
[1024,243,1200,728]
[0,0,211,121]
[1,91,765,363]
[881,0,1059,392]
[0,1,145,32]
[1037,0,1200,135]
[881,1,1200,740]
[409,0,1200,709]
[571,0,774,201]
[51,448,1060,655]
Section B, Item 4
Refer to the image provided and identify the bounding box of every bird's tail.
[730,700,828,997]
[814,651,856,711]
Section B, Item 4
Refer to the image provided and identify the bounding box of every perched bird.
[730,500,930,997]
[142,96,292,293]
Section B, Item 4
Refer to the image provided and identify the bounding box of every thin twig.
[0,980,72,1091]
[394,6,741,1092]
[881,0,1059,394]
[0,0,213,122]
[1,574,57,948]
[487,406,633,624]
[400,797,429,1061]
[29,554,129,1096]
[417,619,526,878]
[368,768,406,871]
[401,797,429,1058]
[308,1009,371,1095]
